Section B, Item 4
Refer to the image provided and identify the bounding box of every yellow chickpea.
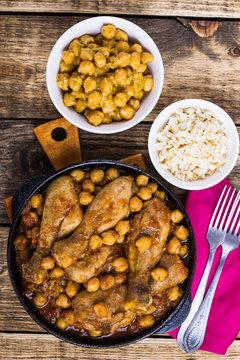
[50,266,64,278]
[88,110,104,126]
[14,235,28,250]
[78,60,95,75]
[87,277,100,292]
[151,267,168,282]
[115,272,127,284]
[136,174,149,187]
[138,314,154,328]
[129,52,141,69]
[88,330,102,337]
[154,190,166,201]
[137,63,147,73]
[114,68,127,86]
[141,52,154,64]
[167,237,181,255]
[56,293,71,308]
[171,209,184,224]
[143,75,154,92]
[117,235,125,244]
[147,182,158,194]
[113,93,128,108]
[117,40,130,53]
[106,167,120,180]
[102,230,119,245]
[167,286,181,301]
[101,24,116,39]
[119,105,135,120]
[136,236,152,252]
[128,98,140,111]
[79,34,94,44]
[56,317,68,330]
[22,211,38,227]
[95,33,103,44]
[94,302,108,318]
[41,256,55,270]
[59,59,74,73]
[62,50,75,64]
[65,280,80,298]
[63,93,77,107]
[179,244,188,257]
[30,194,42,209]
[70,168,85,182]
[83,76,97,93]
[68,38,81,57]
[79,191,94,205]
[131,43,142,53]
[89,235,103,250]
[94,51,106,68]
[174,225,189,241]
[100,78,113,95]
[56,73,70,91]
[80,47,94,61]
[124,85,135,98]
[32,227,40,239]
[130,196,143,212]
[115,28,128,41]
[114,52,130,67]
[102,114,113,124]
[110,109,122,121]
[82,179,95,193]
[90,168,104,184]
[74,99,87,113]
[113,257,128,272]
[102,99,116,114]
[87,91,102,107]
[65,310,75,326]
[115,220,130,236]
[100,274,115,291]
[137,187,152,201]
[99,47,111,58]
[33,293,48,307]
[69,73,83,92]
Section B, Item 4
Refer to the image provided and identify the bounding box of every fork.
[177,185,232,351]
[183,188,240,353]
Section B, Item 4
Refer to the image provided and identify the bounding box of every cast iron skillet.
[7,160,196,348]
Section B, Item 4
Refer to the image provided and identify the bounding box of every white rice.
[156,107,227,181]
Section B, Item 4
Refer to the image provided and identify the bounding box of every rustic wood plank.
[1,0,240,18]
[1,15,240,122]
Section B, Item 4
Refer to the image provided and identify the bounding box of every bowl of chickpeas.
[8,159,195,348]
[46,16,164,134]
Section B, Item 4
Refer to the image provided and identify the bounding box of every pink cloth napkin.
[169,178,240,355]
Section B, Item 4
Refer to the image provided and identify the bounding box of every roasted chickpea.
[179,244,188,257]
[62,50,75,64]
[106,167,120,180]
[94,302,108,318]
[141,52,154,64]
[87,277,100,292]
[131,43,142,53]
[69,38,81,56]
[74,99,87,113]
[167,286,181,301]
[114,68,127,86]
[147,182,158,194]
[69,72,83,92]
[59,59,74,73]
[89,235,103,250]
[130,196,143,212]
[171,209,184,224]
[154,190,166,201]
[115,28,128,41]
[80,47,94,61]
[90,168,104,184]
[102,230,119,245]
[100,274,115,291]
[100,78,113,95]
[14,235,28,250]
[136,236,152,252]
[56,73,70,91]
[137,187,152,201]
[50,266,64,279]
[88,110,104,126]
[115,220,130,236]
[102,24,116,39]
[128,98,140,111]
[102,114,112,124]
[33,293,48,307]
[63,93,76,107]
[124,85,135,98]
[32,227,40,239]
[143,75,154,92]
[113,93,128,108]
[115,272,127,284]
[79,191,94,205]
[79,34,94,44]
[83,76,97,93]
[136,174,149,187]
[110,109,122,121]
[119,105,135,120]
[113,257,128,272]
[129,52,141,69]
[65,280,80,298]
[78,60,95,75]
[94,51,106,68]
[167,236,181,254]
[137,63,147,73]
[151,267,168,282]
[56,293,71,308]
[70,168,85,182]
[117,40,130,52]
[114,52,130,67]
[87,91,102,107]
[65,310,75,326]
[82,179,95,193]
[56,317,68,330]
[99,47,111,58]
[102,99,116,114]
[41,256,55,270]
[22,211,38,228]
[95,33,103,44]
[117,235,125,244]
[174,226,189,241]
[88,330,103,337]
[138,314,154,328]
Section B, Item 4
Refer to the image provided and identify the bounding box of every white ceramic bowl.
[46,16,164,134]
[148,99,239,190]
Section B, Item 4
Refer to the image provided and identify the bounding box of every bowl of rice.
[148,99,239,190]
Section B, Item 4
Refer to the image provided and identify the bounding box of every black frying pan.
[7,160,196,348]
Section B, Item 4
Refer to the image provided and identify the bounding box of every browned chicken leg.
[124,197,171,312]
[53,176,134,268]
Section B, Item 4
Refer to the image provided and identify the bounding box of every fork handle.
[183,251,228,353]
[177,249,216,351]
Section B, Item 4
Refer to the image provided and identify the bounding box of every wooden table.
[1,1,240,359]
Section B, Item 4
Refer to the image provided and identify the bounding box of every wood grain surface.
[1,15,240,122]
[1,0,240,18]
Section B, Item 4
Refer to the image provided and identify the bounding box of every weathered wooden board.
[1,0,240,18]
[0,15,240,121]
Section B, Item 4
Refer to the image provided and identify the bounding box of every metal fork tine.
[224,191,240,231]
[215,187,232,228]
[209,185,227,228]
[235,216,240,236]
[230,196,240,233]
[218,188,235,229]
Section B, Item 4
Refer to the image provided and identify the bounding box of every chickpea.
[56,293,71,308]
[80,47,94,61]
[115,220,130,236]
[79,34,94,45]
[179,244,188,257]
[151,267,168,282]
[88,330,102,337]
[93,302,108,318]
[137,187,152,201]
[115,28,128,41]
[62,50,75,64]
[171,209,184,224]
[22,211,38,228]
[167,236,181,255]
[84,108,91,119]
[143,75,154,92]
[83,76,97,93]
[65,280,80,298]
[94,51,106,68]
[136,174,149,187]
[138,314,154,328]
[130,196,143,212]
[124,85,135,98]
[113,257,128,272]
[65,310,75,326]
[87,91,102,107]
[82,179,95,193]
[63,93,76,107]
[119,105,135,120]
[70,168,85,182]
[154,190,166,201]
[88,42,100,50]
[115,272,127,284]
[102,99,116,114]
[78,60,95,75]
[131,43,143,53]
[117,40,130,53]
[114,68,127,86]
[56,73,70,91]
[102,24,116,39]
[174,225,189,241]
[102,230,119,245]
[167,286,181,301]
[117,235,125,244]
[14,235,28,250]
[128,98,140,111]
[141,52,154,64]
[100,274,115,291]
[69,38,81,57]
[50,266,64,279]
[99,47,111,58]
[88,110,104,126]
[41,256,55,270]
[110,109,122,121]
[56,317,68,330]
[100,78,113,95]
[102,114,112,124]
[113,93,128,108]
[114,52,130,67]
[106,167,120,180]
[87,277,100,292]
[136,236,152,252]
[69,72,83,92]
[129,52,141,69]
[89,234,103,250]
[74,99,87,113]
[147,182,158,194]
[34,293,48,307]
[95,33,103,44]
[90,168,104,184]
[73,56,81,66]
[59,59,74,73]
[79,191,94,205]
[137,63,147,73]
